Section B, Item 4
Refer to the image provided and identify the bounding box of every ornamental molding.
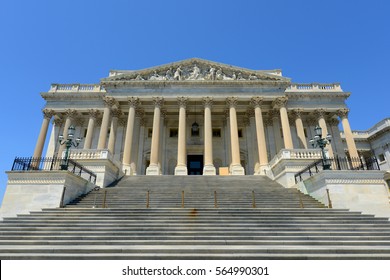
[64,109,78,120]
[291,108,304,119]
[102,58,289,84]
[88,109,101,119]
[314,108,327,119]
[226,97,238,108]
[135,108,145,119]
[42,109,55,119]
[128,97,140,108]
[177,96,189,108]
[272,97,288,109]
[111,108,122,118]
[152,97,164,108]
[337,108,349,118]
[8,178,66,185]
[250,96,264,107]
[53,116,64,127]
[325,178,384,184]
[202,96,214,108]
[103,96,118,108]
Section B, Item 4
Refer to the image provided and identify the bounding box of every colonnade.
[33,96,360,175]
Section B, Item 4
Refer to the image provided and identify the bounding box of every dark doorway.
[187,155,203,175]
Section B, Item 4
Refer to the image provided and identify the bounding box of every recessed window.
[148,128,153,138]
[378,154,386,162]
[238,129,243,138]
[170,128,178,137]
[304,128,308,138]
[84,129,88,138]
[213,128,221,137]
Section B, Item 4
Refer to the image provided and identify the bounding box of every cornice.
[286,92,351,98]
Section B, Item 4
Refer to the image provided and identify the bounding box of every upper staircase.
[1,175,390,259]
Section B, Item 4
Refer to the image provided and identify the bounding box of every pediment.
[102,58,290,83]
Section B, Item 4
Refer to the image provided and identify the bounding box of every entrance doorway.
[187,155,203,175]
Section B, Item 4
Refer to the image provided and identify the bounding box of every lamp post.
[58,125,82,170]
[309,125,332,170]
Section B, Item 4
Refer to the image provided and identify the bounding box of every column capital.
[128,97,140,108]
[328,117,340,126]
[291,108,304,119]
[119,118,127,127]
[250,96,264,108]
[246,108,255,118]
[337,108,349,118]
[53,116,64,127]
[202,96,213,108]
[152,96,164,108]
[270,109,279,120]
[226,97,238,108]
[88,109,100,119]
[75,118,85,126]
[160,109,167,119]
[64,109,78,120]
[103,96,117,108]
[272,97,288,109]
[111,108,122,118]
[135,108,145,119]
[42,109,55,119]
[314,108,327,119]
[177,96,188,108]
[306,115,318,126]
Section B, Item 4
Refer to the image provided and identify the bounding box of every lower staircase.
[1,175,390,259]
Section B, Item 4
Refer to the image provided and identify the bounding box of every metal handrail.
[11,156,97,184]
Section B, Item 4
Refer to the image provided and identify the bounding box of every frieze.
[103,59,286,83]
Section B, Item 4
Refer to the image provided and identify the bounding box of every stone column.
[273,97,293,149]
[97,97,116,149]
[270,110,283,152]
[83,109,100,149]
[328,117,346,157]
[122,97,139,174]
[337,108,359,159]
[175,97,188,175]
[246,108,257,174]
[57,109,78,158]
[314,109,334,157]
[146,97,164,175]
[292,109,307,149]
[251,97,269,171]
[33,109,55,159]
[226,97,245,175]
[107,108,122,155]
[203,97,216,175]
[130,108,144,175]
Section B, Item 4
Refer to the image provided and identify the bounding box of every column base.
[146,165,161,175]
[230,165,245,175]
[254,164,269,175]
[122,164,134,176]
[203,165,216,175]
[174,166,188,175]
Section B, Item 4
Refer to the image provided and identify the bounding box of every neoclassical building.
[35,58,361,178]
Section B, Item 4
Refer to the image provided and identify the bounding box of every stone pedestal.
[174,166,188,175]
[203,165,216,175]
[146,165,161,175]
[230,165,245,175]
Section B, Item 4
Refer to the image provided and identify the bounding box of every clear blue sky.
[0,0,389,205]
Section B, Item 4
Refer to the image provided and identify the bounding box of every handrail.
[294,156,380,183]
[11,156,97,184]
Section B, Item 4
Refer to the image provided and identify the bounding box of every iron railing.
[11,157,97,184]
[294,156,380,183]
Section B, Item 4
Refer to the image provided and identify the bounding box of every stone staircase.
[1,175,390,259]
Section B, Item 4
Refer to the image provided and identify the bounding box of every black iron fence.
[294,156,380,183]
[11,157,97,184]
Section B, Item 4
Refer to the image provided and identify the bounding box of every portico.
[36,58,361,176]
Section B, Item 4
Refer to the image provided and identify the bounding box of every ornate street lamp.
[309,125,332,170]
[58,125,82,170]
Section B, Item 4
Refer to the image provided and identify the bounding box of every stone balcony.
[286,83,342,92]
[49,84,106,93]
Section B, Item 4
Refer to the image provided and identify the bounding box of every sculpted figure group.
[129,64,259,81]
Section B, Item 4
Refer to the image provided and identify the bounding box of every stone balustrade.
[69,149,121,168]
[269,149,323,168]
[286,83,342,92]
[49,84,105,93]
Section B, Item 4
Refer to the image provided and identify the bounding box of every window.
[303,128,308,138]
[148,128,153,138]
[238,129,243,138]
[83,129,88,138]
[212,128,221,137]
[170,128,178,137]
[378,154,386,162]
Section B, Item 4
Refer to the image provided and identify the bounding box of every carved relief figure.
[165,68,173,80]
[188,64,201,80]
[216,68,224,80]
[174,66,183,80]
[208,66,216,80]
